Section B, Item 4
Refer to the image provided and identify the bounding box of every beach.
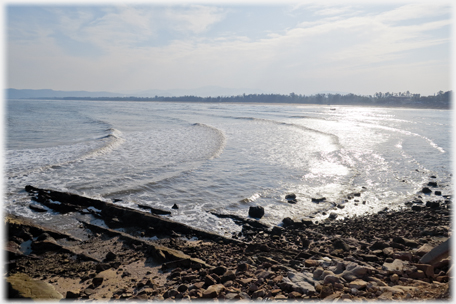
[5,185,451,301]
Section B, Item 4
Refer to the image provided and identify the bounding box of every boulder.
[419,238,450,265]
[248,206,265,218]
[7,273,63,300]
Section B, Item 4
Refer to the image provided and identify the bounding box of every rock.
[370,241,388,250]
[285,193,296,200]
[382,259,406,274]
[412,205,422,212]
[252,289,267,299]
[419,239,450,265]
[415,243,434,257]
[426,201,441,209]
[212,266,227,276]
[340,262,374,282]
[382,247,394,256]
[271,226,284,236]
[286,271,316,294]
[31,234,61,253]
[323,275,341,284]
[282,217,294,227]
[205,274,217,286]
[29,204,47,212]
[221,270,236,283]
[7,273,64,300]
[172,204,179,209]
[237,262,249,272]
[422,187,432,194]
[249,206,264,218]
[349,279,368,290]
[285,194,297,204]
[104,251,117,262]
[328,212,338,220]
[435,191,442,195]
[65,290,80,299]
[177,284,188,292]
[312,197,326,203]
[333,238,350,251]
[320,284,334,298]
[427,182,438,187]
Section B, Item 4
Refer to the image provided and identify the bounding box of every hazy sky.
[5,1,452,96]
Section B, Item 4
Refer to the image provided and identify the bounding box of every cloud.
[165,5,227,34]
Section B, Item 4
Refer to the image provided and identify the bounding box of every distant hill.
[6,86,267,99]
[6,88,125,99]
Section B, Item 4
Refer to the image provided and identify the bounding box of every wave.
[230,116,342,148]
[192,123,226,159]
[7,128,124,178]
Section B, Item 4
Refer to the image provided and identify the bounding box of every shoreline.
[5,186,452,300]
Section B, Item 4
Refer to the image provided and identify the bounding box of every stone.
[205,274,217,286]
[412,205,422,212]
[304,259,320,267]
[282,217,294,227]
[415,244,434,257]
[212,266,227,276]
[221,270,236,283]
[348,279,368,290]
[7,273,64,300]
[328,212,338,220]
[422,187,432,194]
[419,239,450,265]
[249,206,265,218]
[172,204,179,209]
[320,284,334,298]
[288,291,302,298]
[65,290,80,299]
[252,289,267,299]
[286,271,316,294]
[323,275,341,284]
[382,247,394,256]
[383,259,406,274]
[237,262,249,272]
[333,238,350,251]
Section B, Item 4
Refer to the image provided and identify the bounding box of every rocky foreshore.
[5,185,451,301]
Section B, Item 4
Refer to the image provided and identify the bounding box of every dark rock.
[248,206,264,218]
[29,204,47,213]
[271,226,284,236]
[237,263,249,272]
[426,201,441,209]
[427,182,438,187]
[370,241,388,250]
[328,213,338,220]
[435,191,442,196]
[282,217,294,228]
[212,266,227,276]
[172,204,179,210]
[221,270,236,283]
[412,205,422,212]
[312,197,326,203]
[177,285,188,293]
[104,251,117,262]
[285,194,296,200]
[422,187,432,194]
[333,238,350,251]
[205,275,217,286]
[65,290,80,299]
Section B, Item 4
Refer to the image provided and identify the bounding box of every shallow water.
[5,99,452,236]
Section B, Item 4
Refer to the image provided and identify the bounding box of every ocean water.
[5,99,452,236]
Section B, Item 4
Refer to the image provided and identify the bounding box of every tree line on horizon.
[50,90,451,108]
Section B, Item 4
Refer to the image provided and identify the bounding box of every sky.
[4,0,453,96]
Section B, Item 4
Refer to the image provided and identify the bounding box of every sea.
[4,99,452,237]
